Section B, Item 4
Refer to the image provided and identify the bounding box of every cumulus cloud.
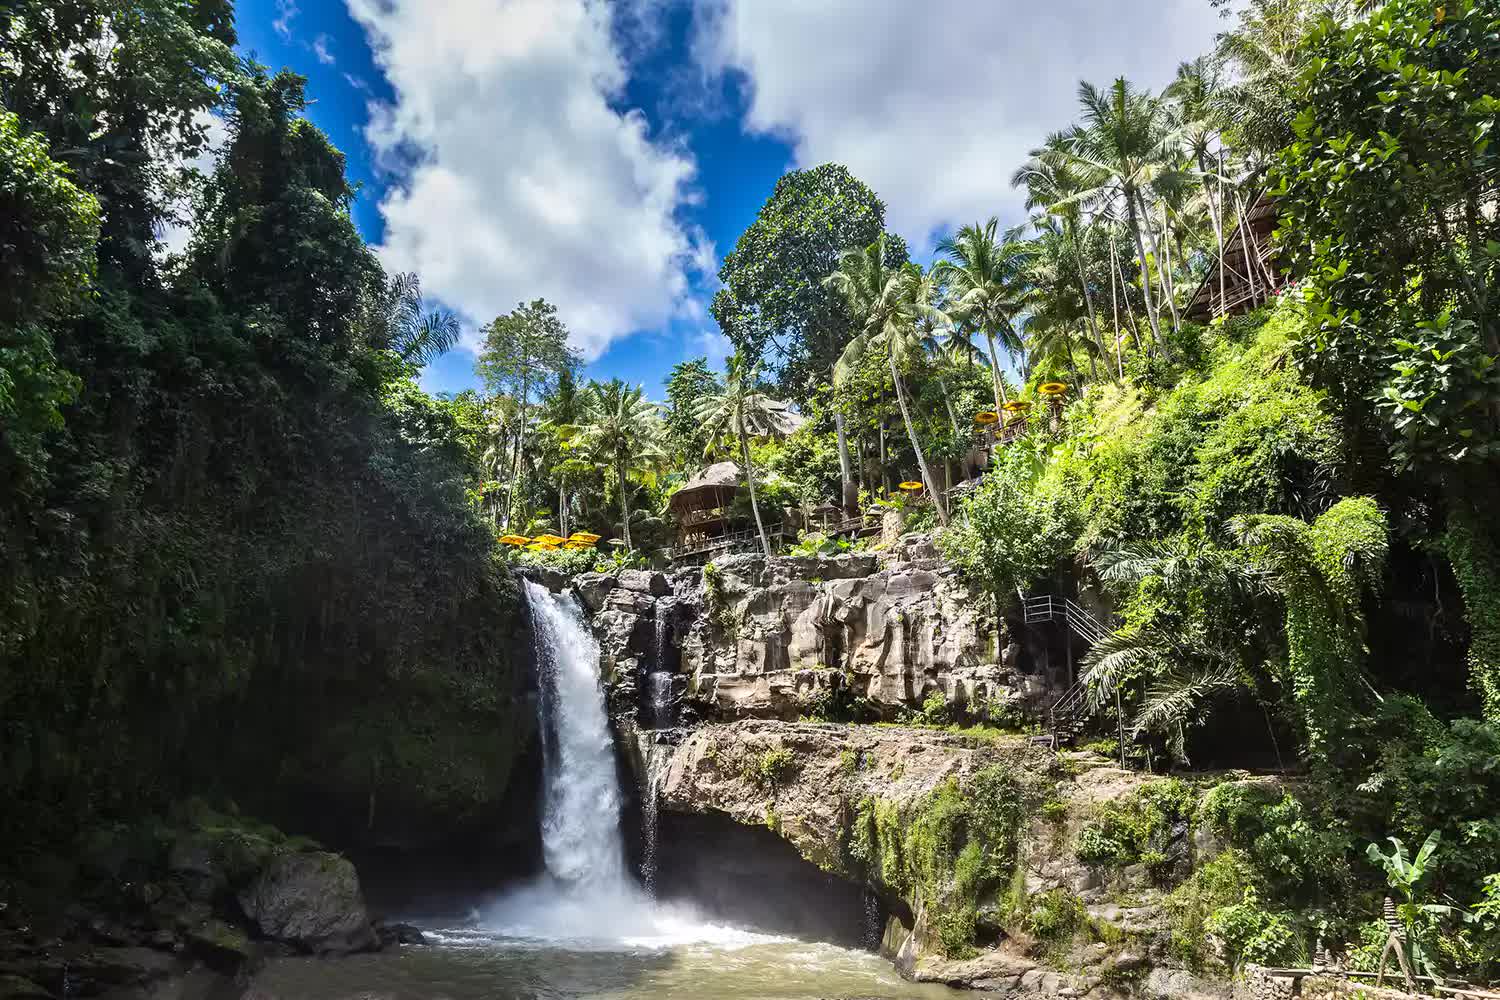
[312,33,336,66]
[272,0,298,40]
[156,110,229,257]
[696,0,1226,247]
[345,0,708,361]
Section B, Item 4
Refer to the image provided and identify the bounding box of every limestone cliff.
[655,720,1239,999]
[575,538,1058,724]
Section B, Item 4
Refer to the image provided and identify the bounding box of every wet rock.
[572,573,617,613]
[0,975,51,999]
[1142,967,1234,1000]
[374,921,428,948]
[184,919,254,974]
[236,853,377,955]
[0,946,180,996]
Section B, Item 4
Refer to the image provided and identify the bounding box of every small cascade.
[636,733,670,899]
[644,596,677,729]
[861,888,883,952]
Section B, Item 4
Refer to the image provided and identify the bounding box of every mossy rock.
[185,919,255,973]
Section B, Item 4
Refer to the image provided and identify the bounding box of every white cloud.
[272,0,298,40]
[697,0,1227,247]
[345,0,707,362]
[312,33,336,66]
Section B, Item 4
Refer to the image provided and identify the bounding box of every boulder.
[572,573,617,613]
[236,853,377,955]
[374,921,429,948]
[617,569,670,596]
[184,919,255,973]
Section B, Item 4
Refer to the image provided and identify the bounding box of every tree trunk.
[1125,191,1165,347]
[618,458,632,552]
[937,372,960,436]
[1109,237,1125,378]
[558,482,568,538]
[1069,223,1111,381]
[834,412,857,517]
[741,426,773,558]
[1154,197,1182,330]
[889,351,948,526]
[983,331,1009,408]
[506,371,531,529]
[878,419,890,494]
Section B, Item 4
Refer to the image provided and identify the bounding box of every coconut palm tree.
[575,379,667,553]
[1013,136,1113,378]
[935,218,1030,412]
[695,352,781,558]
[824,242,949,526]
[1053,78,1177,346]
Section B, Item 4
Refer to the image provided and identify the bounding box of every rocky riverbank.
[0,806,422,999]
[653,719,1243,999]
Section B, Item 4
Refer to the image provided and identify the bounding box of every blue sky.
[232,0,1228,400]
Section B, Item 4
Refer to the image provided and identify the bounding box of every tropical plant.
[824,242,949,525]
[696,352,782,558]
[935,218,1030,410]
[575,379,667,552]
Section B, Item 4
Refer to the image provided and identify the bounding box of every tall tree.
[575,379,666,553]
[476,299,580,527]
[712,163,907,515]
[935,218,1030,411]
[664,357,721,472]
[825,241,950,526]
[696,353,780,558]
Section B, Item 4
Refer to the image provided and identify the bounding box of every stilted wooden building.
[1186,191,1283,324]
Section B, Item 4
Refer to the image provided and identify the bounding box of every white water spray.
[529,581,628,889]
[476,582,762,948]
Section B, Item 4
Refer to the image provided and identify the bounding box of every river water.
[246,583,960,1000]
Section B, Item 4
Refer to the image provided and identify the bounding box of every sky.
[232,0,1231,399]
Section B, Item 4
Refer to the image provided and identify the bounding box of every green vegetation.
[1,4,528,859]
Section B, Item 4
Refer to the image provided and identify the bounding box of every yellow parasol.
[973,411,1000,425]
[533,534,567,545]
[498,535,530,546]
[569,532,602,544]
[1002,400,1032,413]
[899,481,924,492]
[1039,382,1069,398]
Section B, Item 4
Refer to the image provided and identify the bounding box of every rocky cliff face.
[654,720,1238,999]
[574,537,1057,725]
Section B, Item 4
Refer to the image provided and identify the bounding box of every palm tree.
[1013,136,1112,378]
[696,352,780,558]
[935,218,1029,412]
[575,379,667,553]
[1055,79,1177,346]
[360,272,463,365]
[824,242,950,526]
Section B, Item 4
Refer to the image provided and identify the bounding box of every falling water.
[527,580,629,889]
[862,888,884,952]
[636,733,668,899]
[644,597,677,729]
[478,583,724,944]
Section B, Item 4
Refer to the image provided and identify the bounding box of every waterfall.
[478,583,760,948]
[636,733,667,899]
[862,888,883,952]
[526,580,629,890]
[645,596,676,729]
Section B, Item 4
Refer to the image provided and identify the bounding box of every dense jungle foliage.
[0,2,531,855]
[5,0,1500,985]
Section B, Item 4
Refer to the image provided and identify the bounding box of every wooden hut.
[668,461,741,553]
[1186,191,1283,324]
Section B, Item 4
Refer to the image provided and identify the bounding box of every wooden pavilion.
[1186,190,1283,324]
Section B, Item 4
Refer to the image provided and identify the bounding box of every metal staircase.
[1021,595,1116,749]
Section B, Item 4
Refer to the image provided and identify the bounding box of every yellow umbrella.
[569,532,602,544]
[498,535,530,546]
[1002,400,1032,413]
[899,481,924,492]
[973,411,1000,425]
[564,540,592,550]
[1039,382,1069,397]
[533,534,567,545]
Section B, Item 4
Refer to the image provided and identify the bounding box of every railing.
[1022,595,1117,748]
[669,523,785,563]
[1022,594,1113,646]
